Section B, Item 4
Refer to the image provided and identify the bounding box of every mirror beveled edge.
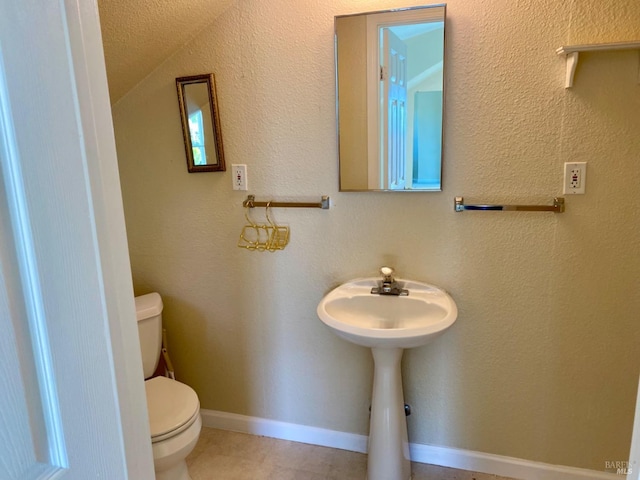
[176,73,226,173]
[335,4,446,192]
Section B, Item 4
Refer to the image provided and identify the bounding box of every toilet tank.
[134,292,163,379]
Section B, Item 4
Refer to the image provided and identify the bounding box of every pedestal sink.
[317,276,457,480]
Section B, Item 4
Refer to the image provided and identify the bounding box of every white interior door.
[381,28,408,190]
[0,1,154,478]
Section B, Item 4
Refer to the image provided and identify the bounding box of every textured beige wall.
[112,0,640,471]
[98,0,236,102]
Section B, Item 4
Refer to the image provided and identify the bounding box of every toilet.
[135,292,202,480]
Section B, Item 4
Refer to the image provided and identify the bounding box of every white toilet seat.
[145,376,200,443]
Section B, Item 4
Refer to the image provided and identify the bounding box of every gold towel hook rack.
[264,201,289,251]
[243,195,330,210]
[238,200,291,252]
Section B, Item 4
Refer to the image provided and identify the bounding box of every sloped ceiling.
[98,0,236,103]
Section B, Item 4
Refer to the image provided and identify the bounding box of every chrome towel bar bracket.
[454,197,565,213]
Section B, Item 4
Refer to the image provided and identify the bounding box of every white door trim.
[0,0,153,478]
[627,376,640,480]
[64,2,155,475]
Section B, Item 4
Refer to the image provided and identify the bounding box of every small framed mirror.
[335,5,446,191]
[176,74,226,173]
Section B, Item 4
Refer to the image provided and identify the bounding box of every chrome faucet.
[371,266,409,296]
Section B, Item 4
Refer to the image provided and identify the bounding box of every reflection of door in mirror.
[381,28,408,190]
[336,5,445,191]
[386,22,444,190]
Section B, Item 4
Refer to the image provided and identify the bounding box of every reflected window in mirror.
[335,5,445,191]
[188,109,206,165]
[176,74,226,173]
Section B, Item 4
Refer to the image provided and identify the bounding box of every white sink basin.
[317,278,457,349]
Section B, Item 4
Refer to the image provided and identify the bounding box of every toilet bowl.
[135,293,202,480]
[147,376,201,480]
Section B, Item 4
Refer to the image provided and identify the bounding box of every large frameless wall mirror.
[176,74,226,173]
[335,4,445,191]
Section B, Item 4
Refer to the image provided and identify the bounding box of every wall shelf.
[556,40,640,88]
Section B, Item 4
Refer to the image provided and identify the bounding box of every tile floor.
[186,427,520,480]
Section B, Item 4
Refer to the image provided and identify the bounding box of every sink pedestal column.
[367,347,411,480]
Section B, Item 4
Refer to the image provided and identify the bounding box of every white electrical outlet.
[563,162,586,194]
[232,164,248,191]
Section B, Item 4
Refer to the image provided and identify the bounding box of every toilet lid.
[145,376,200,440]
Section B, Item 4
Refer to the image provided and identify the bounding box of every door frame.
[0,0,153,477]
[628,378,640,479]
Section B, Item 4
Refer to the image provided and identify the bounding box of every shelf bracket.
[557,41,640,89]
[564,51,579,88]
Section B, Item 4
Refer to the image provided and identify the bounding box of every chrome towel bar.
[455,197,565,213]
[243,194,330,210]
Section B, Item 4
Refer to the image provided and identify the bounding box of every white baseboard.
[407,442,620,480]
[200,409,619,480]
[200,408,368,453]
